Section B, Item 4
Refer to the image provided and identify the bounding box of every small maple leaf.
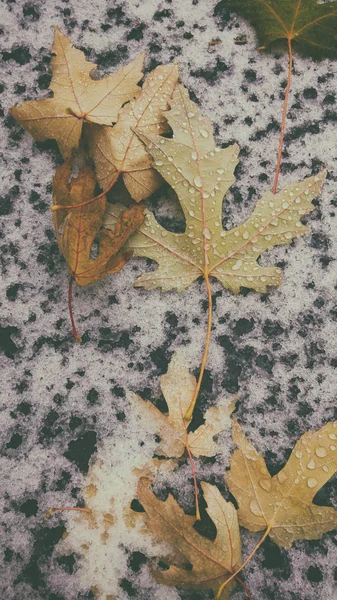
[104,84,325,293]
[89,63,179,201]
[128,350,234,458]
[53,158,144,286]
[10,27,144,157]
[226,420,337,547]
[138,478,241,597]
[228,0,337,59]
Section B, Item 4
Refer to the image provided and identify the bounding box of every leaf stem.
[236,576,253,600]
[185,439,201,520]
[215,525,272,599]
[68,275,82,342]
[184,272,213,422]
[272,37,293,194]
[45,506,91,518]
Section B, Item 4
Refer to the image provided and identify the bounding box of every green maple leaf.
[227,0,337,58]
[104,84,325,293]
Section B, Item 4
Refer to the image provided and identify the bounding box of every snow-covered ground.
[1,1,337,599]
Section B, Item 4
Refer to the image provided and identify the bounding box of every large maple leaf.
[10,27,144,157]
[89,63,179,201]
[138,478,241,598]
[53,158,144,286]
[227,0,337,59]
[104,84,325,293]
[226,420,337,547]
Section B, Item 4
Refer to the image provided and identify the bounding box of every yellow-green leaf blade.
[226,420,337,547]
[201,482,241,571]
[228,0,337,59]
[90,63,178,201]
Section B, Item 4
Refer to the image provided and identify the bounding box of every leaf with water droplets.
[137,477,241,597]
[53,158,144,286]
[128,350,234,458]
[226,420,337,547]
[227,0,337,59]
[10,27,144,157]
[89,63,179,201]
[104,84,325,293]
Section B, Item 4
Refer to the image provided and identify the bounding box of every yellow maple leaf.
[128,350,234,458]
[89,63,179,201]
[10,27,144,157]
[226,420,337,547]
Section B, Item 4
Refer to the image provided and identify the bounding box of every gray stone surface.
[1,1,337,599]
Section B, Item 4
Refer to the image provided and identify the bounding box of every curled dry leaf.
[10,27,144,157]
[128,350,235,458]
[228,0,337,59]
[104,84,326,293]
[53,158,144,286]
[89,63,179,201]
[138,478,241,598]
[226,420,337,547]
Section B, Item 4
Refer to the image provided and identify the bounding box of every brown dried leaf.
[138,478,241,597]
[52,158,144,286]
[89,63,179,201]
[128,350,234,458]
[226,420,337,547]
[10,27,144,157]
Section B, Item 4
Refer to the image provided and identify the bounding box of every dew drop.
[259,478,272,492]
[307,459,316,469]
[188,111,195,118]
[194,176,202,188]
[330,445,336,451]
[189,187,195,194]
[199,129,209,138]
[277,470,287,484]
[216,168,224,175]
[168,156,173,162]
[203,227,212,240]
[232,260,243,271]
[189,210,195,217]
[329,433,337,440]
[315,447,327,458]
[243,231,249,240]
[271,218,279,226]
[322,465,329,472]
[295,450,302,459]
[307,477,318,488]
[191,152,198,160]
[155,160,163,167]
[249,499,263,517]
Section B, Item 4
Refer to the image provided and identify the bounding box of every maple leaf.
[104,84,326,293]
[53,158,144,286]
[138,478,241,597]
[128,350,234,458]
[227,0,337,59]
[89,63,179,201]
[10,27,144,157]
[226,420,337,547]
